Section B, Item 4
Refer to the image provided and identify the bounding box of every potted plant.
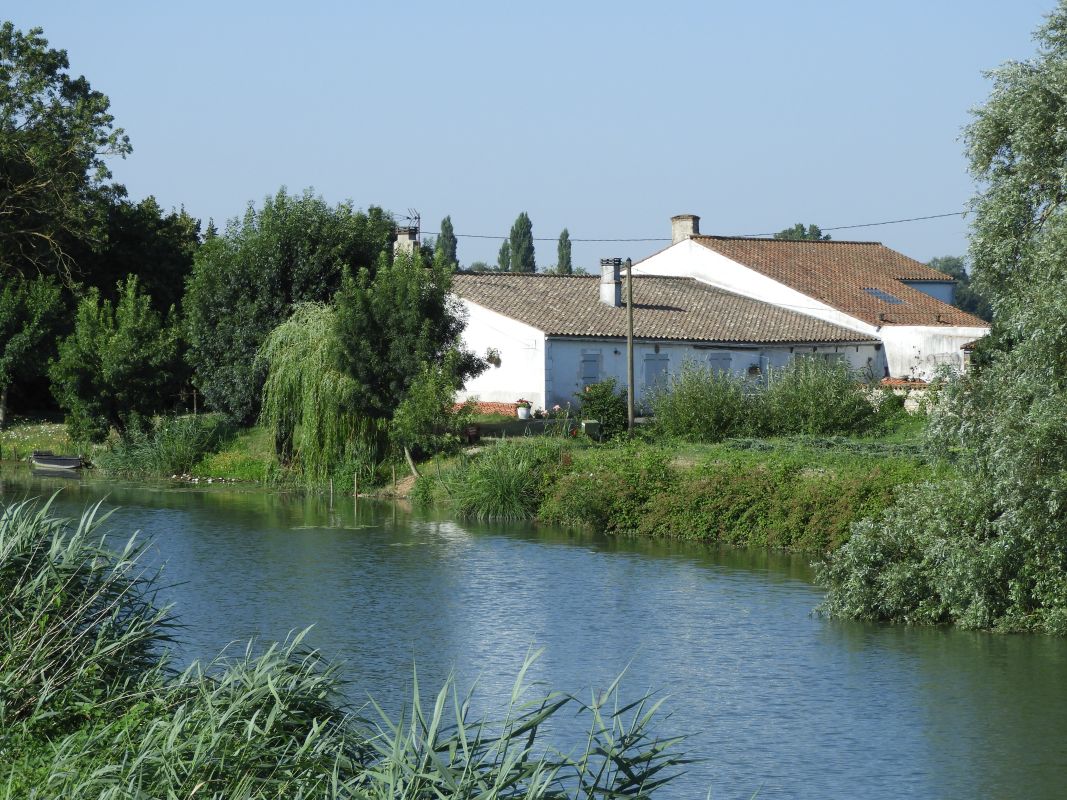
[515,398,532,420]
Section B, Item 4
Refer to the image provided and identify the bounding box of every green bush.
[637,456,929,550]
[649,362,751,442]
[539,444,675,533]
[97,413,234,477]
[577,379,628,439]
[758,358,875,436]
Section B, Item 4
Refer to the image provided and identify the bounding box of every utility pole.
[625,257,635,431]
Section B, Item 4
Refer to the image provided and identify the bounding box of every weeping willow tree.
[257,303,385,485]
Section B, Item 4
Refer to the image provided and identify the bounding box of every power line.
[738,211,967,238]
[421,210,967,243]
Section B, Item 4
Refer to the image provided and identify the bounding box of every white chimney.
[671,214,700,244]
[394,226,419,255]
[599,258,622,307]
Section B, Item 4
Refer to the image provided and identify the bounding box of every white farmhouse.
[635,215,990,379]
[453,266,882,412]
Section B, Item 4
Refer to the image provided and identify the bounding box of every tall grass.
[450,440,569,520]
[0,499,688,798]
[38,632,365,799]
[0,498,173,734]
[356,655,687,799]
[96,413,235,477]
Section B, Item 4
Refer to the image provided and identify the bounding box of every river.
[2,465,1065,799]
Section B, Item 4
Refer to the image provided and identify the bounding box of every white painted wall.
[457,300,547,408]
[634,240,987,380]
[544,337,882,409]
[880,325,991,378]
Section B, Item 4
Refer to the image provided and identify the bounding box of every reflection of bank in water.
[30,466,82,480]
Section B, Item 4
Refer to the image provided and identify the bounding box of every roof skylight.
[862,287,904,304]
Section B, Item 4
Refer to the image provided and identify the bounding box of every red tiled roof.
[690,237,989,328]
[453,273,876,344]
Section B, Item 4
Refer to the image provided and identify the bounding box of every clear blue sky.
[5,1,1056,269]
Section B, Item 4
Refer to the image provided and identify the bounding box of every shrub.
[539,444,675,532]
[576,379,628,439]
[636,456,930,550]
[650,362,751,442]
[758,358,874,436]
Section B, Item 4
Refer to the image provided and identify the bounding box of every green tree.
[928,255,992,321]
[76,197,200,312]
[184,188,393,423]
[435,215,458,269]
[0,275,61,428]
[508,212,536,272]
[0,23,130,280]
[818,2,1067,634]
[50,276,180,441]
[773,223,830,241]
[556,228,572,274]
[496,240,511,271]
[333,249,482,422]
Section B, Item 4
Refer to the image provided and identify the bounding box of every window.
[862,287,904,304]
[579,351,601,388]
[707,353,732,374]
[643,353,670,390]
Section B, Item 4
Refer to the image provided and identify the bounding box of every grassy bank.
[415,433,939,552]
[0,498,687,798]
[0,416,73,461]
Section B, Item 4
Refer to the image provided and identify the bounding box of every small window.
[863,287,904,304]
[579,351,602,388]
[707,353,732,374]
[643,353,670,390]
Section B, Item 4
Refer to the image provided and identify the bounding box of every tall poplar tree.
[497,240,511,272]
[508,212,536,272]
[436,215,458,269]
[557,228,572,274]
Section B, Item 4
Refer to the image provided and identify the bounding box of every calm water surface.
[2,466,1066,799]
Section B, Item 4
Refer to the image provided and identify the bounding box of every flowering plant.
[515,398,532,409]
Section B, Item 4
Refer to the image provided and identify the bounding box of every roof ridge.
[454,272,692,280]
[693,234,886,246]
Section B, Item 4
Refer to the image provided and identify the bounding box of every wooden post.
[625,257,635,431]
[391,464,396,490]
[330,478,334,506]
[354,472,358,497]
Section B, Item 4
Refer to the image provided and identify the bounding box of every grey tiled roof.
[452,273,877,344]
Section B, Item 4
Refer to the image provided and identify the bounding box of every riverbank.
[411,428,940,552]
[0,415,937,551]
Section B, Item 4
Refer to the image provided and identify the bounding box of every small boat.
[30,450,85,470]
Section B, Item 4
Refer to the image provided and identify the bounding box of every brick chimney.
[671,214,700,244]
[600,258,622,307]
